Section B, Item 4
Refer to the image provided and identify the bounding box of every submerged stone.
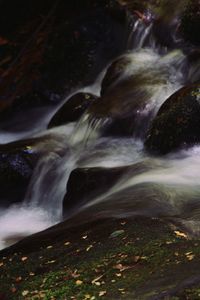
[48,93,98,128]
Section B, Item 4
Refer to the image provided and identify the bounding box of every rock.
[145,84,200,154]
[101,56,132,96]
[48,93,98,128]
[63,166,127,217]
[0,140,39,207]
[89,58,165,137]
[0,0,129,117]
[180,0,200,46]
[0,134,65,207]
[63,162,152,218]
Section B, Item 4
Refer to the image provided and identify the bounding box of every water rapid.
[0,12,199,249]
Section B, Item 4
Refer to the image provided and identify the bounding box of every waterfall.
[0,13,198,249]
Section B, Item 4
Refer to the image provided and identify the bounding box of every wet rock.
[63,163,151,218]
[48,93,98,128]
[63,166,127,217]
[180,0,200,46]
[89,65,164,137]
[0,134,64,207]
[145,84,200,154]
[0,140,39,207]
[101,56,132,96]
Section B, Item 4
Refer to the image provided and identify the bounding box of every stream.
[0,13,199,250]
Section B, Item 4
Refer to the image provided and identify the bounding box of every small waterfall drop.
[0,13,199,249]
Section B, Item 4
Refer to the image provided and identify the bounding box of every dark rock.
[145,84,200,154]
[48,93,98,128]
[0,134,63,207]
[89,66,164,137]
[0,140,39,207]
[63,163,151,218]
[180,0,200,46]
[101,56,132,96]
[0,0,129,117]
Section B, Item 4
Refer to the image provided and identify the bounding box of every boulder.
[63,163,152,218]
[0,0,129,117]
[180,0,200,46]
[48,93,98,128]
[101,56,132,96]
[89,61,165,137]
[145,84,200,154]
[0,134,65,207]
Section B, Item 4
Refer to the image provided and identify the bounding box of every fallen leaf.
[174,230,188,239]
[22,290,29,296]
[15,276,22,283]
[0,262,3,267]
[92,274,105,284]
[133,256,140,263]
[46,260,56,264]
[185,252,195,261]
[76,280,83,285]
[86,245,93,252]
[46,245,53,249]
[64,242,70,246]
[21,257,28,262]
[99,291,107,297]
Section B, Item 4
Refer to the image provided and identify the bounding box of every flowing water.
[0,13,199,249]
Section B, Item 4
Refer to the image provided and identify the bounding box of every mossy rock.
[2,214,200,299]
[48,93,98,129]
[145,84,200,154]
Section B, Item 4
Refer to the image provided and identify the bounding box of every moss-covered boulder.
[2,214,200,300]
[145,84,200,154]
[48,93,98,129]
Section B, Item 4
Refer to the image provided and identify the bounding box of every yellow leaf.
[46,245,53,249]
[22,290,29,296]
[99,291,107,297]
[185,252,195,261]
[46,260,56,264]
[64,242,71,246]
[174,230,188,239]
[86,245,93,252]
[76,280,83,285]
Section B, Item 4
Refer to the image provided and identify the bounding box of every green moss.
[1,217,200,299]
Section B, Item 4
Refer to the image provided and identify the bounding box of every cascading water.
[0,12,198,249]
